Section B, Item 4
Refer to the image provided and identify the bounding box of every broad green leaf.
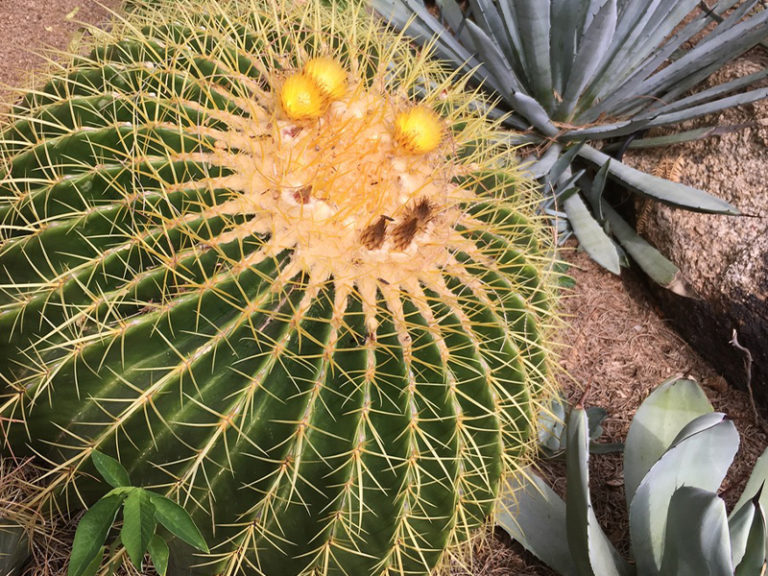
[147,535,170,576]
[623,377,713,508]
[497,472,576,576]
[579,145,739,214]
[601,202,690,295]
[629,413,739,575]
[91,451,131,489]
[563,193,621,275]
[733,446,768,518]
[734,496,767,576]
[121,490,157,568]
[148,494,208,552]
[79,549,103,576]
[68,494,123,576]
[566,407,630,576]
[660,487,733,576]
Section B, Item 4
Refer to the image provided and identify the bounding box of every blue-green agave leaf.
[619,124,756,150]
[629,413,739,575]
[549,0,580,95]
[578,145,739,214]
[558,0,617,119]
[659,486,733,576]
[566,406,631,576]
[733,446,768,521]
[544,142,577,189]
[585,0,696,104]
[563,193,621,275]
[601,202,690,294]
[434,0,465,34]
[644,86,768,129]
[624,377,713,506]
[538,395,567,453]
[523,144,561,180]
[729,497,757,569]
[734,491,767,576]
[644,68,768,118]
[582,157,610,220]
[371,0,481,76]
[640,9,768,100]
[510,91,559,137]
[511,0,554,110]
[495,0,525,81]
[623,377,713,510]
[587,0,749,118]
[497,472,576,576]
[467,0,511,63]
[463,19,521,96]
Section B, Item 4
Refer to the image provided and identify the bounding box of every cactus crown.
[0,0,559,574]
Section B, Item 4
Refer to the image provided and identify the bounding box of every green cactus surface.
[0,0,558,574]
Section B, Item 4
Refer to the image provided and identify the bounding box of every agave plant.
[371,0,768,285]
[498,377,768,575]
[0,0,558,574]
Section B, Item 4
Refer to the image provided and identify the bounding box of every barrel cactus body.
[0,1,557,574]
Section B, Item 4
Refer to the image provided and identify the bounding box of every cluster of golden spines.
[279,57,443,155]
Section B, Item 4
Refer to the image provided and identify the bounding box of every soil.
[0,2,766,575]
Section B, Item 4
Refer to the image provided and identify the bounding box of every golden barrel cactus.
[0,0,558,573]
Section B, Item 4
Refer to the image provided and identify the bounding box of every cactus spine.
[0,0,558,574]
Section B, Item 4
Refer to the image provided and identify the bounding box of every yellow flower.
[280,73,325,120]
[393,105,442,154]
[304,57,347,100]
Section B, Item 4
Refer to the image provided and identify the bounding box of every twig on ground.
[729,328,760,426]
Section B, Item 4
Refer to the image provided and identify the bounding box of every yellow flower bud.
[393,105,442,154]
[280,73,325,120]
[304,57,347,100]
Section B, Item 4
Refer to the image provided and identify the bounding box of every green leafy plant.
[497,377,768,575]
[69,452,207,576]
[371,0,768,285]
[0,0,558,574]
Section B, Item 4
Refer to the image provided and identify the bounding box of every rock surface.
[624,50,768,413]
